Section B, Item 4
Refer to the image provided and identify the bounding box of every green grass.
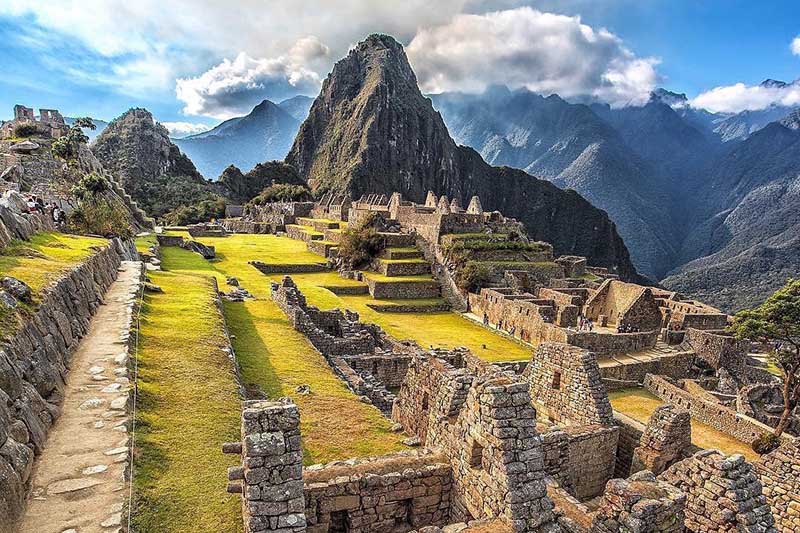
[0,232,108,293]
[132,264,242,533]
[180,233,532,363]
[378,258,428,264]
[609,388,758,460]
[154,238,407,464]
[135,233,157,254]
[0,232,108,339]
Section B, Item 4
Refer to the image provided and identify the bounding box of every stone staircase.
[283,214,446,308]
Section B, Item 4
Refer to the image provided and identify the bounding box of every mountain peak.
[285,33,639,280]
[760,79,788,89]
[649,88,688,107]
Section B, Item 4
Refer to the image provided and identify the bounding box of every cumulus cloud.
[691,82,800,113]
[406,7,660,107]
[175,47,324,119]
[161,121,212,137]
[792,36,800,56]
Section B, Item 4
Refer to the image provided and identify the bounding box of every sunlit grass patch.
[132,267,242,533]
[609,388,758,460]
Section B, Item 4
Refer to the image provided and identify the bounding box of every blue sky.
[0,1,798,133]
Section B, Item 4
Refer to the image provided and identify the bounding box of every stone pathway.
[16,261,141,533]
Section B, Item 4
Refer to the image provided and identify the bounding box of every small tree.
[52,117,93,161]
[337,213,384,269]
[729,278,800,437]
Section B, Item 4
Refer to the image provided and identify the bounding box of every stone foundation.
[754,440,800,531]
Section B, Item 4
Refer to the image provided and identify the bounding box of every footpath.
[16,261,141,533]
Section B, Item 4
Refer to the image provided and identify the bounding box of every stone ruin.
[630,404,692,475]
[1,105,67,140]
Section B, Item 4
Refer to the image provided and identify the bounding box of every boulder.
[0,277,32,304]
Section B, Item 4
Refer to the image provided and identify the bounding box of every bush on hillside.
[249,183,312,204]
[337,213,384,269]
[68,172,133,239]
[51,118,93,161]
[162,197,226,225]
[13,123,38,138]
[455,262,492,293]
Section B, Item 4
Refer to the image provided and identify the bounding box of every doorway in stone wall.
[329,510,349,532]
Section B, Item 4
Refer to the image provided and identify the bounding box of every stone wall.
[303,451,452,533]
[366,278,440,299]
[590,471,685,533]
[612,412,646,479]
[630,404,691,476]
[584,280,662,331]
[658,450,777,533]
[251,261,328,274]
[522,343,613,427]
[0,237,136,527]
[754,440,800,531]
[644,374,777,445]
[563,425,619,501]
[599,350,694,388]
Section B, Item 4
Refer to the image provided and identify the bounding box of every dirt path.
[16,261,141,533]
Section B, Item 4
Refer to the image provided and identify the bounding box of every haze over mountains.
[172,96,313,179]
[80,34,799,312]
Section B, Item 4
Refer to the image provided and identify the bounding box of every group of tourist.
[616,324,642,333]
[577,313,594,332]
[25,195,66,227]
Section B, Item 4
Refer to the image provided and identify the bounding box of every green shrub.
[71,172,109,199]
[337,213,384,269]
[162,197,226,225]
[249,183,311,204]
[455,262,492,292]
[68,196,134,239]
[751,433,780,454]
[13,123,38,138]
[51,119,92,161]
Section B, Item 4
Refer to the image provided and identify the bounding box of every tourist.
[588,319,594,332]
[26,196,37,213]
[35,196,45,213]
[483,312,489,326]
[52,205,61,224]
[509,325,516,336]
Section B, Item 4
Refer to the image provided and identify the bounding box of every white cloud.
[691,82,800,113]
[792,35,800,56]
[406,7,660,107]
[175,49,323,119]
[161,121,212,137]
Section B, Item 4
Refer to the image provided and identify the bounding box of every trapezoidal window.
[468,439,485,470]
[551,370,562,390]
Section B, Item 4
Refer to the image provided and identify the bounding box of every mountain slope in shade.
[92,108,214,217]
[286,34,640,280]
[174,99,300,178]
[662,117,800,310]
[431,88,682,279]
[278,95,314,121]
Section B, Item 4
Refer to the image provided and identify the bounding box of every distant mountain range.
[429,81,800,310]
[172,96,313,178]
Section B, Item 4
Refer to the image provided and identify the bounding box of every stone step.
[323,228,343,243]
[296,217,341,232]
[286,224,324,242]
[307,240,339,258]
[378,259,431,277]
[381,247,422,260]
[365,277,441,299]
[377,232,415,247]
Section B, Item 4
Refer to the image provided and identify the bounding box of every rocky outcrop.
[92,108,216,217]
[285,34,640,281]
[0,237,137,528]
[215,161,305,204]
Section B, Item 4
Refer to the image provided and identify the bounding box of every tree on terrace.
[730,278,800,438]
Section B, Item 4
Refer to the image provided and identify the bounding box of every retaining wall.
[0,237,136,528]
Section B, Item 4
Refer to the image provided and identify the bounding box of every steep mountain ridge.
[174,99,300,178]
[286,34,640,280]
[93,108,216,217]
[662,116,800,309]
